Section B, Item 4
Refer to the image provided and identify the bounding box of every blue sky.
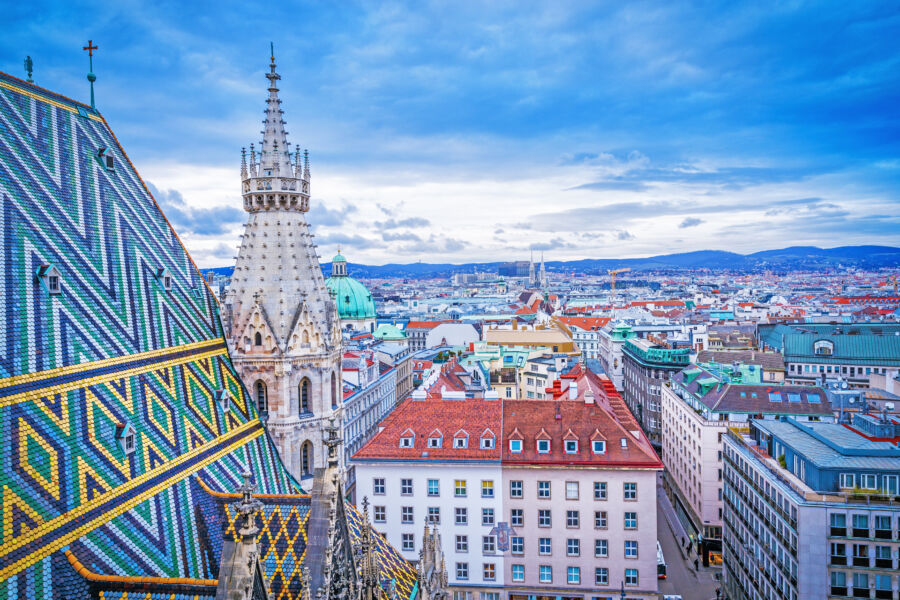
[5,1,900,266]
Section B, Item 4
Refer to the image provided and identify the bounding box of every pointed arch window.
[331,371,338,409]
[255,380,267,415]
[301,441,312,477]
[300,378,311,414]
[254,332,263,346]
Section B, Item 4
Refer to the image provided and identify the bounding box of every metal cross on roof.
[82,40,98,109]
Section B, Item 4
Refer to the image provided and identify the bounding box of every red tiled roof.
[558,316,611,331]
[352,397,503,461]
[406,320,446,330]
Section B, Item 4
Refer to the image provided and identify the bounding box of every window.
[255,332,263,346]
[566,481,579,500]
[595,539,608,557]
[595,567,609,586]
[594,481,607,500]
[537,439,550,454]
[625,568,638,586]
[455,480,467,497]
[624,540,638,558]
[511,536,524,554]
[861,474,877,490]
[482,508,495,526]
[510,480,523,498]
[538,537,551,555]
[566,510,580,528]
[624,512,637,529]
[592,440,606,454]
[539,565,552,583]
[401,506,414,523]
[427,479,440,497]
[374,506,385,523]
[480,435,495,449]
[400,435,414,448]
[853,573,869,591]
[509,439,523,453]
[565,440,578,454]
[428,507,440,524]
[567,566,580,585]
[454,435,468,449]
[455,507,467,525]
[428,436,442,448]
[483,563,496,581]
[482,535,496,553]
[401,479,413,495]
[255,380,267,414]
[481,480,494,498]
[840,473,855,489]
[373,478,385,495]
[595,511,607,528]
[456,562,469,580]
[299,378,311,413]
[624,482,637,500]
[620,438,628,449]
[566,538,580,556]
[511,508,523,527]
[402,533,415,552]
[511,564,525,582]
[455,535,468,552]
[538,481,551,499]
[538,509,551,527]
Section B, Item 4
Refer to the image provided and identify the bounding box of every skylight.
[807,393,821,403]
[768,392,783,403]
[787,393,801,403]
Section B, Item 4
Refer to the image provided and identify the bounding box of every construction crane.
[608,267,631,295]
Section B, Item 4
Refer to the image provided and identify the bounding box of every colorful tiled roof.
[0,71,414,600]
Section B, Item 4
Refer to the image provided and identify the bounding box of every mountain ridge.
[201,245,900,279]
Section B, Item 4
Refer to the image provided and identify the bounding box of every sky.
[5,1,900,267]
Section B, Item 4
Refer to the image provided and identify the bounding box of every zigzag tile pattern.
[0,71,418,600]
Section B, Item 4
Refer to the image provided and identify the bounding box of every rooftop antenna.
[82,40,98,109]
[24,56,33,83]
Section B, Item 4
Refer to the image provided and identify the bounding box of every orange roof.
[405,320,445,329]
[558,316,611,331]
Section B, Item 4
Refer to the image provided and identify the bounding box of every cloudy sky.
[7,1,900,266]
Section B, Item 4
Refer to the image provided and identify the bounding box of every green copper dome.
[325,249,375,321]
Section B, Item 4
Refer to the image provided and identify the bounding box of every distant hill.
[200,245,900,279]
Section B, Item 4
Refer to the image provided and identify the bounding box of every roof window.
[592,440,606,454]
[215,388,230,412]
[427,433,443,448]
[155,267,173,291]
[399,428,415,448]
[480,431,496,449]
[807,393,821,403]
[115,422,137,456]
[35,264,62,295]
[620,438,628,449]
[565,440,578,454]
[537,439,550,454]
[509,439,522,453]
[454,432,469,449]
[96,147,114,171]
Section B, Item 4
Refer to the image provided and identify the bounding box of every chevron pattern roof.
[0,71,415,599]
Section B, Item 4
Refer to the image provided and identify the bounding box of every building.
[376,342,415,402]
[0,67,426,599]
[758,323,900,387]
[597,322,635,390]
[558,317,611,361]
[341,350,397,497]
[520,353,573,399]
[326,250,378,332]
[696,349,786,383]
[406,320,446,351]
[483,324,580,358]
[426,322,480,349]
[723,418,900,600]
[498,261,530,278]
[223,53,342,482]
[621,338,691,446]
[353,367,663,600]
[662,363,832,563]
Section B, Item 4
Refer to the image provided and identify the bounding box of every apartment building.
[722,418,900,600]
[622,338,691,446]
[352,367,662,600]
[597,322,635,390]
[662,363,832,563]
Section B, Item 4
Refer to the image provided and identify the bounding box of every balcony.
[831,587,848,597]
[874,529,892,540]
[852,589,871,599]
[831,527,848,537]
[852,556,870,568]
[874,558,893,569]
[853,528,870,538]
[830,555,847,566]
[874,590,893,600]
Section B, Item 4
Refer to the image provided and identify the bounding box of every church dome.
[325,250,376,321]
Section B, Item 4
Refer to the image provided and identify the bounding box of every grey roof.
[756,420,900,471]
[696,350,785,371]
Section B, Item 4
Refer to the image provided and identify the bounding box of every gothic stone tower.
[224,50,342,483]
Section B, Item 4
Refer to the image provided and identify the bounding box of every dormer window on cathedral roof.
[35,264,62,295]
[115,422,136,456]
[155,267,173,291]
[96,147,114,171]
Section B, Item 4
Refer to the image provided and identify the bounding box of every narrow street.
[657,478,721,600]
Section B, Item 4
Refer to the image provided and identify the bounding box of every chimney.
[568,381,578,400]
[584,388,595,405]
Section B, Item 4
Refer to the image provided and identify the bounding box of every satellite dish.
[841,382,848,390]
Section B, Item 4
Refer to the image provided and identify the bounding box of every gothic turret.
[224,47,343,484]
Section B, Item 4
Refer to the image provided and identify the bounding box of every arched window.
[301,441,312,477]
[300,378,311,413]
[331,372,338,409]
[255,380,267,415]
[254,332,262,346]
[302,330,310,344]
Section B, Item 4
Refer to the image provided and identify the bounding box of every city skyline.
[6,1,900,266]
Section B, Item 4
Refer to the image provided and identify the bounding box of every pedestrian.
[681,536,686,547]
[694,558,699,571]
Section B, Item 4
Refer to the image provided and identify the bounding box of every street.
[657,480,721,600]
